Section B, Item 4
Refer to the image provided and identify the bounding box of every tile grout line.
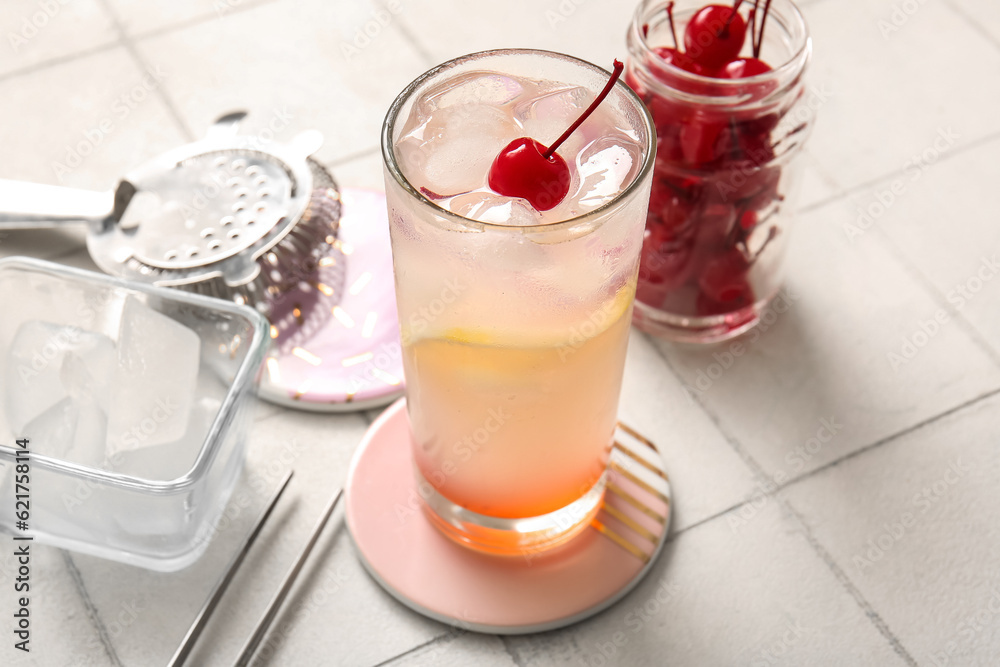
[0,40,121,84]
[61,551,125,667]
[668,384,1000,544]
[797,129,1000,216]
[128,0,283,44]
[870,224,1000,370]
[779,385,1000,495]
[387,16,437,68]
[95,0,196,142]
[643,333,767,476]
[776,496,919,667]
[501,635,527,666]
[371,632,452,666]
[325,145,382,169]
[940,0,1000,51]
[643,335,919,665]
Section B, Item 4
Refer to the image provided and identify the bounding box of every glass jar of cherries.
[626,0,812,343]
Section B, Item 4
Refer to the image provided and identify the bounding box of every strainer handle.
[0,179,114,229]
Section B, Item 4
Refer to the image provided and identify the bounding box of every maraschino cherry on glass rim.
[487,60,625,212]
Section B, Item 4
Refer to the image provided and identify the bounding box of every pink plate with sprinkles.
[257,188,405,412]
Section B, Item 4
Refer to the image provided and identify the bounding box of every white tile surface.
[652,197,1000,481]
[866,136,1000,358]
[385,633,518,667]
[0,46,187,189]
[393,0,635,70]
[104,0,278,38]
[0,0,117,77]
[507,501,908,667]
[785,391,1000,666]
[0,47,188,262]
[0,544,111,666]
[620,332,758,532]
[947,0,1000,47]
[801,0,1000,191]
[133,0,430,166]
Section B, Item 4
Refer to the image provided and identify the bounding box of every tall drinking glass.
[381,49,655,554]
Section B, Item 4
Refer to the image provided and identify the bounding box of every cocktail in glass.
[381,49,655,554]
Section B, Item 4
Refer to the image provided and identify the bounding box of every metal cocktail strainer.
[0,111,343,315]
[0,111,404,412]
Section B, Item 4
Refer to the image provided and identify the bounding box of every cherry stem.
[720,0,745,38]
[750,0,760,55]
[666,2,678,49]
[543,60,625,160]
[755,0,772,58]
[753,225,779,262]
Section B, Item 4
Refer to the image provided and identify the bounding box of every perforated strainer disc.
[124,152,294,271]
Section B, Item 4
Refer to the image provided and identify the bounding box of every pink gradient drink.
[382,50,655,553]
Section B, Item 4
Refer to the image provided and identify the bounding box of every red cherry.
[652,46,708,76]
[487,138,570,211]
[488,60,624,211]
[698,249,752,303]
[684,4,748,70]
[638,230,697,297]
[678,114,731,166]
[696,288,756,318]
[719,57,772,78]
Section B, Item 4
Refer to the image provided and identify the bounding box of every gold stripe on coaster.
[592,519,650,564]
[613,442,669,480]
[610,461,671,506]
[607,481,668,524]
[602,503,659,544]
[617,422,660,454]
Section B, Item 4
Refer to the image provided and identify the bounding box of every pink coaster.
[258,188,405,412]
[345,399,672,634]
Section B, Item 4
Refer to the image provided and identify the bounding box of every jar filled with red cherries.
[626,0,812,343]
